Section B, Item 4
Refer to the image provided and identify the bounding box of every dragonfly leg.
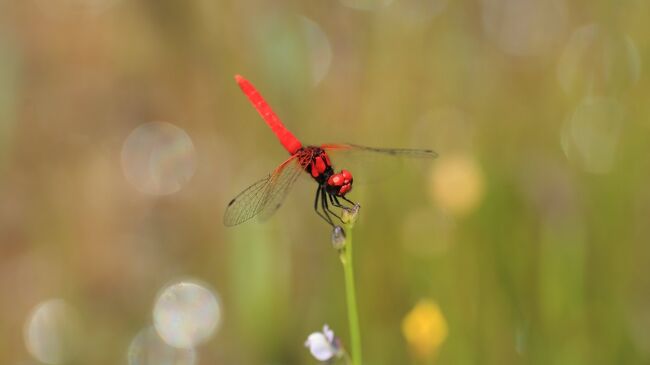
[320,188,343,225]
[330,195,358,215]
[314,186,335,226]
[328,193,342,207]
[323,193,344,222]
[341,195,358,207]
[329,194,350,209]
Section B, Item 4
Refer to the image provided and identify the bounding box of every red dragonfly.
[224,75,437,227]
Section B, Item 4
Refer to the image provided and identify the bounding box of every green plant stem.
[340,224,362,365]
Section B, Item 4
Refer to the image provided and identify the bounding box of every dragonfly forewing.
[320,143,438,185]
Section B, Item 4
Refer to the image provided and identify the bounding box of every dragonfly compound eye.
[327,170,353,196]
[341,169,352,183]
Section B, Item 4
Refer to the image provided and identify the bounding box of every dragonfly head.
[326,169,353,196]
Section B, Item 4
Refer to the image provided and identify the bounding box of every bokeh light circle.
[560,97,625,174]
[300,16,332,86]
[429,154,485,217]
[481,0,568,56]
[254,15,332,87]
[128,326,196,365]
[121,122,196,195]
[557,24,641,96]
[153,280,221,349]
[23,299,80,365]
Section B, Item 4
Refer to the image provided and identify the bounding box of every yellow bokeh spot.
[402,299,448,359]
[429,154,484,216]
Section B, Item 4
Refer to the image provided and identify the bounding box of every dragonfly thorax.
[303,147,333,182]
[302,147,354,196]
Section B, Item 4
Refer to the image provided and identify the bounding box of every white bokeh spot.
[23,299,80,365]
[561,97,625,174]
[121,122,196,195]
[558,24,641,96]
[153,280,221,349]
[128,326,196,365]
[300,16,333,86]
[254,14,332,87]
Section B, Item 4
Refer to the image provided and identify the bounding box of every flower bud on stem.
[331,226,346,251]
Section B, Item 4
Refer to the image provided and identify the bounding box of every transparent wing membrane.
[223,144,436,226]
[223,155,304,226]
[321,143,437,185]
[322,143,438,159]
[258,159,306,222]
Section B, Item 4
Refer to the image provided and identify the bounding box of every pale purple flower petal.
[305,333,336,361]
[305,324,342,361]
[323,325,334,343]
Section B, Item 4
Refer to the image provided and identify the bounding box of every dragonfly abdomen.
[235,75,303,155]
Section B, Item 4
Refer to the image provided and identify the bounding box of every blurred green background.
[1,0,649,364]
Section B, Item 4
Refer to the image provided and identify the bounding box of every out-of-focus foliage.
[1,0,649,364]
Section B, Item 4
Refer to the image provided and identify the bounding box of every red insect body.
[225,75,437,227]
[311,154,328,178]
[235,75,303,155]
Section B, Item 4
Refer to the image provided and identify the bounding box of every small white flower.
[304,324,342,361]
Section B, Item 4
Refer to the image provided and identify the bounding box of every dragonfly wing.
[257,160,305,222]
[322,143,438,158]
[321,143,437,185]
[223,155,303,226]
